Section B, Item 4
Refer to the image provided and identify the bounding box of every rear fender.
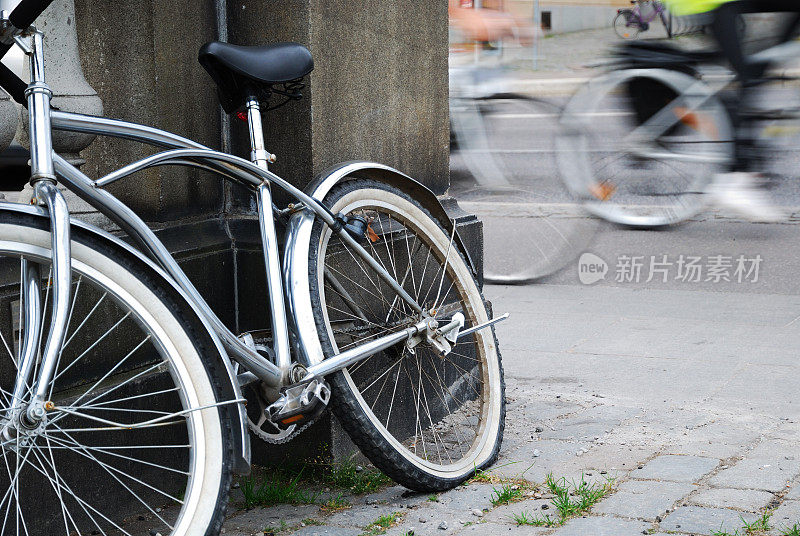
[283,161,477,368]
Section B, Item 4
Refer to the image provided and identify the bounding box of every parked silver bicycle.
[0,1,508,534]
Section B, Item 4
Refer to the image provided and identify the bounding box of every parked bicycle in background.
[614,0,673,39]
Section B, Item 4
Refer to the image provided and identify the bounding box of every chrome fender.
[283,161,476,368]
[0,202,251,475]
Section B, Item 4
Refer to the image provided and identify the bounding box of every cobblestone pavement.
[222,279,800,536]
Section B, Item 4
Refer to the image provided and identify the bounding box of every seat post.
[245,98,275,171]
[245,97,292,381]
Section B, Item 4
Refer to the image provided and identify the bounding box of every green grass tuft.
[360,512,404,536]
[742,511,772,534]
[320,493,351,511]
[239,467,320,508]
[312,456,392,494]
[491,483,524,506]
[512,510,559,527]
[511,472,614,528]
[780,523,800,536]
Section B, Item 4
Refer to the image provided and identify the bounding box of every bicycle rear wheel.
[0,210,232,536]
[308,180,505,491]
[614,10,641,39]
[557,69,734,227]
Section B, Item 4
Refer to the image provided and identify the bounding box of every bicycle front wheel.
[0,210,232,535]
[308,180,505,491]
[557,69,734,227]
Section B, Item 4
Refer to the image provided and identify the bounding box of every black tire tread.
[309,180,506,493]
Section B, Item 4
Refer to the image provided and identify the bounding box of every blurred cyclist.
[665,0,800,222]
[448,0,535,45]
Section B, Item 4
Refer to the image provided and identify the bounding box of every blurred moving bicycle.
[557,4,800,227]
[449,1,599,283]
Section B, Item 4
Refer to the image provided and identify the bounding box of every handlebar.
[0,0,55,105]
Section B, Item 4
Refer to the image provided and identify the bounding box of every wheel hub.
[1,404,49,449]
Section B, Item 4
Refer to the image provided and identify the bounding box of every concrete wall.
[74,0,225,222]
[226,0,450,198]
[544,5,620,32]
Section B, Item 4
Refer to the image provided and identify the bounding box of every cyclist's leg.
[707,0,800,221]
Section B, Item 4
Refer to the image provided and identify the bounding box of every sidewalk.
[222,227,800,535]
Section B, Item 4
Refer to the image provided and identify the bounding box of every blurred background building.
[474,0,628,33]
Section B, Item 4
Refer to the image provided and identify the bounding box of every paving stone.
[630,455,719,483]
[768,500,800,535]
[660,506,757,534]
[290,527,361,536]
[549,515,650,536]
[430,483,497,511]
[324,504,399,528]
[482,499,551,525]
[227,504,319,532]
[363,485,427,506]
[593,479,694,520]
[494,440,578,481]
[786,483,800,500]
[709,454,800,492]
[450,521,551,535]
[688,488,774,511]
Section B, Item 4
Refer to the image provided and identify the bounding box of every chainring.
[245,381,324,445]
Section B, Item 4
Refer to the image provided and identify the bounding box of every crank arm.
[457,313,509,339]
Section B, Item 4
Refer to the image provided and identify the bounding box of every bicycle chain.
[246,382,326,445]
[248,414,321,445]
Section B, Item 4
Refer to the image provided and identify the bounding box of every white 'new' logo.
[578,252,608,285]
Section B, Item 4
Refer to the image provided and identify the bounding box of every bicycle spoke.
[50,311,133,386]
[44,432,176,527]
[48,425,184,505]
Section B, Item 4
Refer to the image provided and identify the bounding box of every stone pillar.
[227,0,450,194]
[73,0,224,222]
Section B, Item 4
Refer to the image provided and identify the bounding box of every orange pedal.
[589,181,616,201]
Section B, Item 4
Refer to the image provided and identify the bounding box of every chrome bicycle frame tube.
[26,31,55,181]
[51,112,423,314]
[48,111,426,386]
[9,260,41,411]
[52,154,285,388]
[20,30,73,420]
[247,98,292,377]
[30,182,72,408]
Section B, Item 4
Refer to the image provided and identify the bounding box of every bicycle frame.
[612,40,800,160]
[630,0,665,25]
[6,25,463,438]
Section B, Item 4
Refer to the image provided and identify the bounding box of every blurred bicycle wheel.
[450,95,599,284]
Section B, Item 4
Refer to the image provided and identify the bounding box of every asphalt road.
[451,88,800,206]
[450,87,800,294]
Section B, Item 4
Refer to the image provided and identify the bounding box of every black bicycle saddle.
[199,41,314,113]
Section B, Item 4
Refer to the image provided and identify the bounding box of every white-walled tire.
[0,211,232,536]
[309,180,505,491]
